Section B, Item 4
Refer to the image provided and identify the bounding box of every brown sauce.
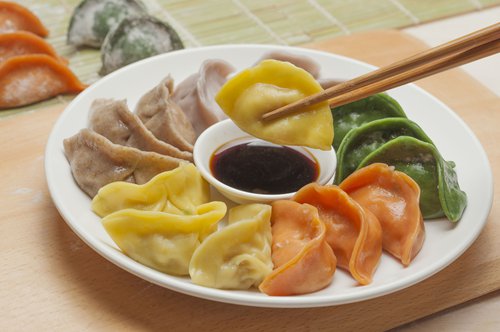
[210,140,319,195]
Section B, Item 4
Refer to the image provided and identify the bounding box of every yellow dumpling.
[92,163,209,217]
[216,59,333,151]
[189,204,273,289]
[102,201,227,275]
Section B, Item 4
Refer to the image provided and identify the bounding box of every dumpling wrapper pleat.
[259,200,336,296]
[293,183,382,285]
[89,98,193,161]
[135,75,196,152]
[63,129,186,197]
[340,163,425,266]
[189,204,273,290]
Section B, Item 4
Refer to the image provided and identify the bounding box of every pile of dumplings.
[64,51,468,296]
[0,1,85,109]
[90,162,425,296]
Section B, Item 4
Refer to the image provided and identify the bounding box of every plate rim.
[44,43,494,308]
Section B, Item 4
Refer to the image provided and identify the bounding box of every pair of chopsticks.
[262,23,500,121]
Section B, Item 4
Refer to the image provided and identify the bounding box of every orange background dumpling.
[0,31,66,63]
[259,200,336,296]
[293,183,382,285]
[340,163,425,266]
[0,54,86,109]
[0,1,49,37]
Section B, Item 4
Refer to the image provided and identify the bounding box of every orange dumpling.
[0,54,86,109]
[0,1,48,37]
[0,31,66,64]
[339,163,425,266]
[293,183,382,285]
[259,200,336,296]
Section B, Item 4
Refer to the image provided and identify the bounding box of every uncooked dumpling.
[135,75,196,152]
[63,129,186,197]
[0,54,85,109]
[67,0,147,48]
[0,1,49,36]
[99,15,184,75]
[189,204,273,289]
[0,31,66,63]
[88,98,192,161]
[172,59,235,136]
[216,59,333,151]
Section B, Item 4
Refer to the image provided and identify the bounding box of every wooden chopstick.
[262,23,500,121]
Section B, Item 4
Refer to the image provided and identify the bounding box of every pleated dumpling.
[0,31,66,63]
[101,201,227,275]
[358,136,467,222]
[0,54,86,109]
[67,0,147,48]
[88,98,193,161]
[259,200,336,296]
[216,59,333,151]
[171,59,235,136]
[189,204,273,289]
[92,163,209,217]
[339,163,425,266]
[64,129,185,197]
[135,75,196,152]
[293,183,382,285]
[331,93,406,150]
[0,1,49,37]
[255,51,321,78]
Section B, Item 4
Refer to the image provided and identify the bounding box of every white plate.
[45,45,493,308]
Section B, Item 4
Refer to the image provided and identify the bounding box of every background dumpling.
[172,59,235,136]
[101,201,226,275]
[189,204,273,290]
[259,200,336,296]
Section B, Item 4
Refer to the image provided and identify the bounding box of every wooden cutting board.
[1,30,499,331]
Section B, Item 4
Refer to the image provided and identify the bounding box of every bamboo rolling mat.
[2,0,499,116]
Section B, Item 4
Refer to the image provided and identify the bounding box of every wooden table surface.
[1,30,499,331]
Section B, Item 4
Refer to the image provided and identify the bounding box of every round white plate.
[45,44,493,308]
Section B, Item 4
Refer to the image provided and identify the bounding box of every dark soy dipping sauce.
[210,141,319,195]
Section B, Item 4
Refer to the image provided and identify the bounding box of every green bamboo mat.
[2,0,499,117]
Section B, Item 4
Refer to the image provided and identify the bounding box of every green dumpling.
[334,117,433,184]
[67,0,147,48]
[331,93,406,150]
[99,15,184,75]
[358,136,467,221]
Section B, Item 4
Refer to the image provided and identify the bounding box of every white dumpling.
[189,204,273,289]
[172,59,235,135]
[102,201,227,275]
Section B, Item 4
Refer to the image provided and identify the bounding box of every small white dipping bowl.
[193,119,337,204]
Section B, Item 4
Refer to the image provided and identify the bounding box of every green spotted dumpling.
[189,204,273,290]
[359,136,467,221]
[99,15,184,75]
[334,118,434,184]
[67,0,147,48]
[331,93,407,150]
